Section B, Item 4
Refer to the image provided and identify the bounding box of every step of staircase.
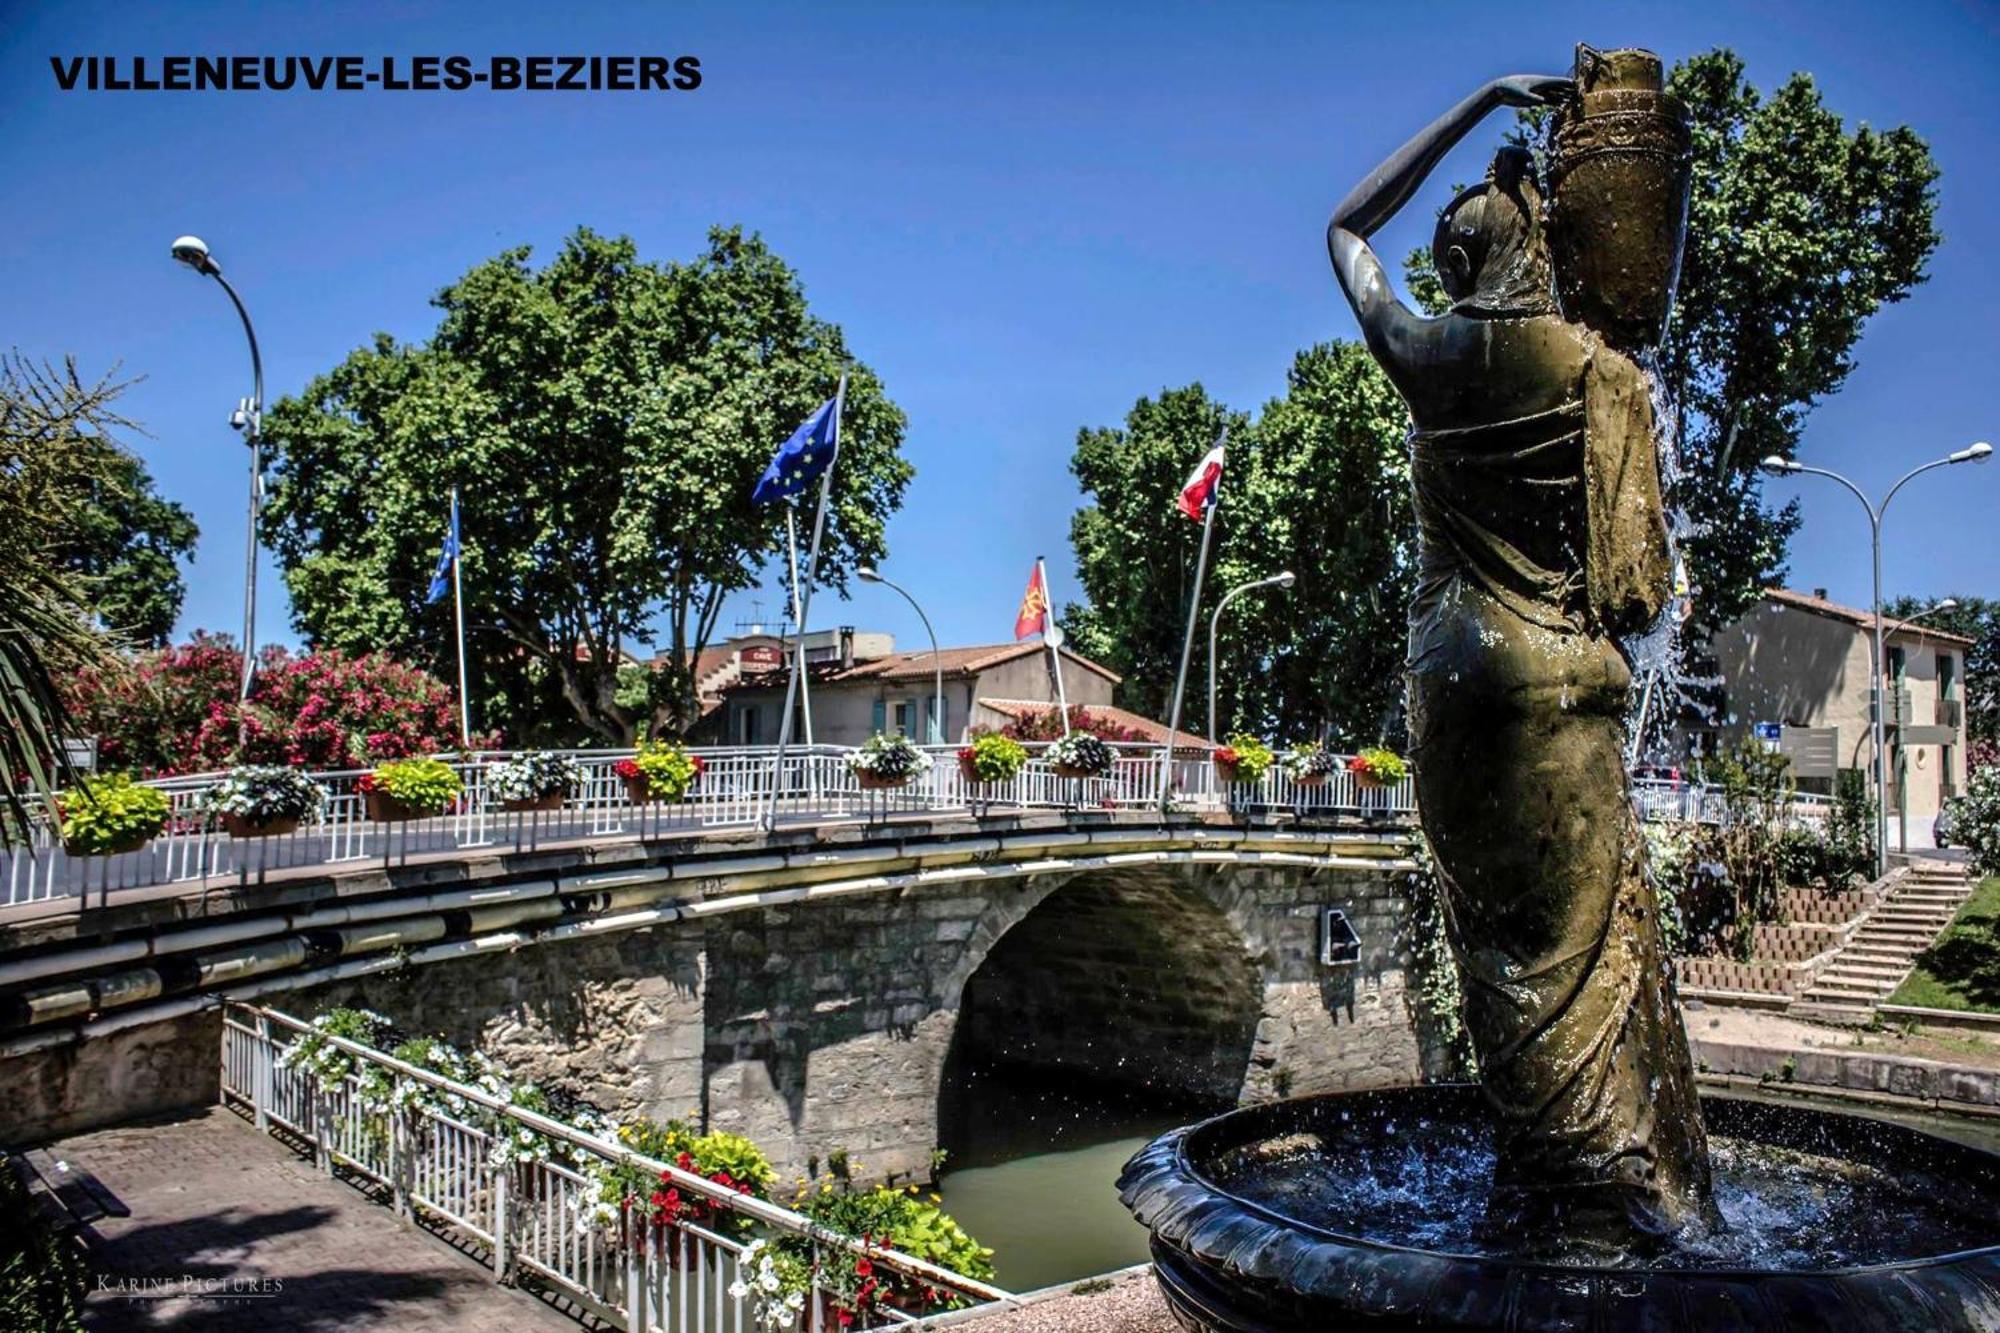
[1774,864,1974,1026]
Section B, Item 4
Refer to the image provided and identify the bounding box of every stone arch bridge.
[0,810,1440,1178]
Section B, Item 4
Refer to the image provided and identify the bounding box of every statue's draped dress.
[1402,327,1712,1244]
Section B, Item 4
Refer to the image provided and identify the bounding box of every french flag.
[1176,442,1225,521]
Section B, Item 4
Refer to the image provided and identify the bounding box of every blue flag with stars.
[752,395,839,505]
[425,493,460,605]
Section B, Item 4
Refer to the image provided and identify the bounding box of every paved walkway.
[53,1107,576,1332]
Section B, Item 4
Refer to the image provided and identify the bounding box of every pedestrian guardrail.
[220,1002,1013,1331]
[2,743,1417,909]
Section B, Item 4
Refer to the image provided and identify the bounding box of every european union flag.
[425,494,460,605]
[752,395,839,505]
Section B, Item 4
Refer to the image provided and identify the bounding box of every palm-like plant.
[0,354,131,845]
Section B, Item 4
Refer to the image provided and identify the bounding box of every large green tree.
[1061,344,1414,746]
[52,447,198,647]
[263,226,911,744]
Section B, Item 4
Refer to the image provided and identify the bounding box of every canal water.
[935,1068,1211,1291]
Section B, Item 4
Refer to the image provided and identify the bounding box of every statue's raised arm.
[1325,75,1569,342]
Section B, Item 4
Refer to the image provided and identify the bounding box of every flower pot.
[501,793,566,814]
[1292,773,1329,789]
[61,829,153,858]
[854,771,912,791]
[1052,763,1104,781]
[364,789,441,823]
[220,812,300,839]
[1213,758,1241,785]
[622,774,686,806]
[1352,771,1385,792]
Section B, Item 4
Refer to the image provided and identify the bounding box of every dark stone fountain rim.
[1129,1083,2000,1278]
[1121,1085,2000,1332]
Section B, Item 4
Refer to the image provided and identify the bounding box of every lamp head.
[1758,455,1800,476]
[1950,441,1993,465]
[856,566,882,584]
[170,235,217,274]
[1274,571,1297,589]
[1937,598,1960,612]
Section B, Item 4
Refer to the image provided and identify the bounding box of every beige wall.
[1709,599,1970,847]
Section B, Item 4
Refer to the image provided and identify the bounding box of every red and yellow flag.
[1014,564,1049,640]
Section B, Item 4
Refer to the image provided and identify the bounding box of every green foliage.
[1,1156,88,1332]
[1774,819,1868,892]
[745,1181,995,1322]
[1662,52,1939,658]
[959,733,1026,782]
[1283,741,1340,779]
[261,226,911,744]
[0,355,131,846]
[1891,876,2000,1013]
[1826,767,1878,878]
[1062,345,1414,745]
[57,772,168,854]
[364,758,463,812]
[1046,731,1114,776]
[994,705,1147,743]
[618,740,701,802]
[1403,838,1475,1078]
[1350,747,1409,784]
[1885,594,1997,752]
[52,445,198,649]
[1950,765,2000,878]
[1216,733,1274,782]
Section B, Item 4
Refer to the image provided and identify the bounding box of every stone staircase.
[1791,861,1974,1025]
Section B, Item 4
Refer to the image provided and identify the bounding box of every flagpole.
[1036,556,1072,736]
[765,372,846,830]
[784,505,816,748]
[1160,428,1226,813]
[449,486,472,749]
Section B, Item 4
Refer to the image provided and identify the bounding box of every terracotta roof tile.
[1762,587,1976,646]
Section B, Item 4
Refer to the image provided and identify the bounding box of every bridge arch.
[939,867,1267,1130]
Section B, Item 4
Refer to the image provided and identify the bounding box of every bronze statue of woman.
[1328,52,1715,1251]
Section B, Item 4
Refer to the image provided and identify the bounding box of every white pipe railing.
[219,1002,1013,1331]
[3,743,1420,909]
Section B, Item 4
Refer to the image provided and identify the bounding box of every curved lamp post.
[1759,442,1991,871]
[171,235,265,749]
[1208,571,1296,742]
[857,566,944,744]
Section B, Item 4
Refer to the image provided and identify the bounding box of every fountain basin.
[1119,1086,2000,1331]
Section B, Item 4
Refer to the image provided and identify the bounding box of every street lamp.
[1759,444,1991,872]
[857,566,944,744]
[172,235,265,749]
[1208,571,1297,742]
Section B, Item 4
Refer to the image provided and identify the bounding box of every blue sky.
[4,0,1996,661]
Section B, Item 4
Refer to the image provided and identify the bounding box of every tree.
[51,447,198,647]
[1062,385,1247,725]
[1886,594,1998,753]
[0,354,126,840]
[262,226,910,744]
[1061,346,1415,746]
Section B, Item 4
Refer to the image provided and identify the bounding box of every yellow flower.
[929,1193,942,1203]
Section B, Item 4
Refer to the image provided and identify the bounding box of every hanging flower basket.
[958,734,1028,787]
[62,826,155,858]
[616,744,701,806]
[1046,733,1114,781]
[58,773,168,858]
[1212,735,1275,785]
[359,759,462,824]
[489,752,581,813]
[1347,747,1409,792]
[221,812,301,839]
[847,734,932,791]
[1284,743,1339,789]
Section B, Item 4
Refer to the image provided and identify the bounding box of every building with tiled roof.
[1704,587,1975,850]
[702,629,1150,747]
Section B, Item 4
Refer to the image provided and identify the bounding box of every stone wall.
[1,857,1432,1176]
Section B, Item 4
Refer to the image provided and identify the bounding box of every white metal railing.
[1629,778,1834,828]
[219,1002,1013,1331]
[3,743,1419,909]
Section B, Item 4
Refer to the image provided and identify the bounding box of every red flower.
[614,758,642,780]
[690,755,706,774]
[1217,746,1239,766]
[356,773,378,793]
[1345,754,1370,774]
[855,1257,873,1277]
